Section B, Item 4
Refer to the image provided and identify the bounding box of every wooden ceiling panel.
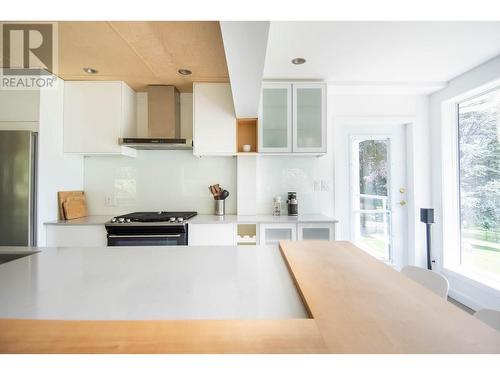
[57,21,229,92]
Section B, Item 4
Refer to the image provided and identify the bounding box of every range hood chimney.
[119,85,192,150]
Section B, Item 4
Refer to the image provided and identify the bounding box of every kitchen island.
[0,245,306,320]
[0,241,499,353]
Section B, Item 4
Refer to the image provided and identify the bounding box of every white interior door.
[348,124,407,266]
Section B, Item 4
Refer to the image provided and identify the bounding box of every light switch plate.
[104,195,117,207]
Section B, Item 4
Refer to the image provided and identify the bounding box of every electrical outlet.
[104,195,117,207]
[321,180,330,191]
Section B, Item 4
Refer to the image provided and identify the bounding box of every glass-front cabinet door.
[292,84,326,153]
[259,84,292,152]
[297,223,335,241]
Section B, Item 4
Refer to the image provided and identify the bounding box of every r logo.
[1,23,54,75]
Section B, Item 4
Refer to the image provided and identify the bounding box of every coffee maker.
[287,192,298,216]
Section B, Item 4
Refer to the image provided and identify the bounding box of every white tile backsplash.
[84,152,333,217]
[84,150,237,215]
[256,156,333,215]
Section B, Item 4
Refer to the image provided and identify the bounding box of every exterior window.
[458,88,500,282]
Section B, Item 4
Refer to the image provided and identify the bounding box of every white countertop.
[0,246,40,254]
[189,214,338,224]
[44,215,113,225]
[0,245,307,320]
[45,214,338,226]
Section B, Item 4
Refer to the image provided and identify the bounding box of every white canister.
[272,196,282,216]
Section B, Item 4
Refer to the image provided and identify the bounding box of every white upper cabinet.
[259,82,326,154]
[63,81,136,156]
[193,83,236,156]
[259,84,292,152]
[293,84,326,153]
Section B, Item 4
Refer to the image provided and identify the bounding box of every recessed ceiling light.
[178,69,192,76]
[291,58,306,65]
[83,67,98,74]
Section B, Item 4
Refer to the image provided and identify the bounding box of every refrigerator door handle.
[29,132,38,246]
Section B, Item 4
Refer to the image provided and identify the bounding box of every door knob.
[399,200,407,206]
[399,187,406,194]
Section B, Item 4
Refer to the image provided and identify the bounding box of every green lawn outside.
[461,227,500,281]
[359,235,387,260]
[462,227,500,251]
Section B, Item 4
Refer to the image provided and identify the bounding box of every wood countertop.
[0,241,499,353]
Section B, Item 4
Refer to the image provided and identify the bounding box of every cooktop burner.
[109,211,197,224]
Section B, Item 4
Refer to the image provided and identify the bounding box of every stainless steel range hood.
[119,85,193,150]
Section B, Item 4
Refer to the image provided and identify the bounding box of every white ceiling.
[264,22,500,85]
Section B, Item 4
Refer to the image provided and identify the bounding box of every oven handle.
[107,234,182,238]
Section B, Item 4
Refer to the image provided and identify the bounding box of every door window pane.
[458,89,500,282]
[355,212,391,260]
[352,139,391,261]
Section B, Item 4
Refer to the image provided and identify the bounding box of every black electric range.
[105,211,197,246]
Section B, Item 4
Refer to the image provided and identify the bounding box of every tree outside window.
[458,89,500,282]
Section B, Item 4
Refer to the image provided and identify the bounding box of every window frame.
[441,84,500,292]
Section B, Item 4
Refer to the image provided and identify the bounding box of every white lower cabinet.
[45,225,107,247]
[297,223,335,241]
[188,223,236,246]
[259,223,297,245]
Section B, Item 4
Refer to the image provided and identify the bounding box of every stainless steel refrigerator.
[0,131,37,246]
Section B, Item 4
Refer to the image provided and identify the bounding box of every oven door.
[107,233,187,246]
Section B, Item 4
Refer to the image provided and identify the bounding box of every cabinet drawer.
[297,223,335,241]
[259,223,297,245]
[45,225,107,247]
[188,223,236,246]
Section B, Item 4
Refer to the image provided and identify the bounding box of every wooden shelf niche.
[236,118,258,153]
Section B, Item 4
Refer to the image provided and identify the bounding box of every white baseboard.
[448,288,481,312]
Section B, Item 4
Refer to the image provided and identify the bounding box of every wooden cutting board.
[57,191,88,220]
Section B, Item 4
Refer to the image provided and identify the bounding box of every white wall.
[0,90,40,123]
[37,79,84,245]
[430,55,500,310]
[332,90,431,268]
[84,151,236,215]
